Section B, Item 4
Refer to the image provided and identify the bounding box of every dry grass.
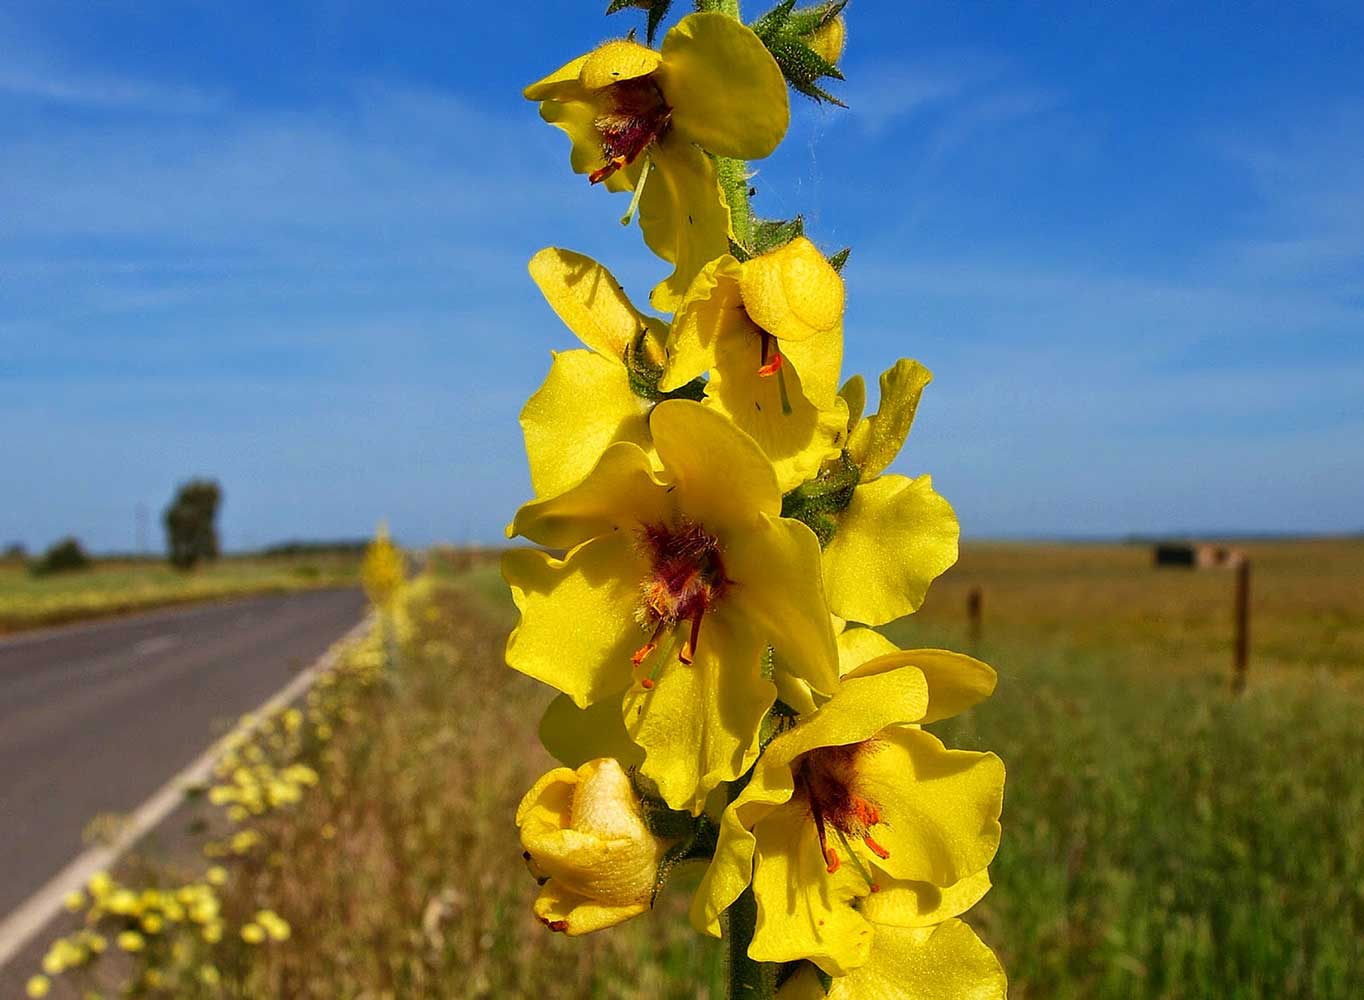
[0,554,361,634]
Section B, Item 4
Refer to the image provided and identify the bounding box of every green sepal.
[625,328,707,402]
[828,247,851,272]
[750,215,806,255]
[751,0,849,105]
[780,450,861,547]
[606,0,674,45]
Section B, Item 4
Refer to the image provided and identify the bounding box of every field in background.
[0,554,361,634]
[25,539,1362,998]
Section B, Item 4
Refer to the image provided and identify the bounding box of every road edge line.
[0,611,376,972]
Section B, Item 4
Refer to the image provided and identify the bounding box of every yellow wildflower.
[692,654,1004,975]
[361,522,406,608]
[504,400,838,811]
[517,758,670,935]
[526,14,789,309]
[206,865,228,886]
[25,976,51,999]
[62,890,86,912]
[662,239,848,489]
[824,360,959,624]
[522,248,670,498]
[778,871,1006,999]
[240,922,266,944]
[116,930,145,953]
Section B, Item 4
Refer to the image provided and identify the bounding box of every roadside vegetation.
[21,540,1364,998]
[0,552,362,634]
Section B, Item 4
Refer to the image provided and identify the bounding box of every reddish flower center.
[631,519,729,686]
[590,77,672,185]
[794,741,891,880]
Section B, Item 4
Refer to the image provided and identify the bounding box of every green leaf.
[607,0,674,45]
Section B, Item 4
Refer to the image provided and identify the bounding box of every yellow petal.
[509,441,671,550]
[748,798,874,976]
[723,514,839,696]
[660,255,744,393]
[625,611,773,813]
[503,538,650,708]
[860,869,993,928]
[659,14,790,160]
[707,326,849,491]
[839,374,866,430]
[520,349,652,499]
[649,399,781,525]
[836,627,899,676]
[848,648,997,724]
[858,728,1004,887]
[640,135,732,312]
[778,918,1007,1000]
[539,694,644,770]
[823,474,959,626]
[846,359,934,479]
[524,55,590,102]
[778,320,844,410]
[532,880,651,936]
[739,237,845,343]
[528,248,656,361]
[580,40,663,91]
[515,766,578,831]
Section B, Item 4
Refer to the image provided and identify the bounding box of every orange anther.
[824,847,841,874]
[862,833,890,860]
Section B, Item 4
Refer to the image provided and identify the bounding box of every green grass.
[0,554,361,633]
[34,540,1363,998]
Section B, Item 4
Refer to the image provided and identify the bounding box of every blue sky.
[2,0,1361,551]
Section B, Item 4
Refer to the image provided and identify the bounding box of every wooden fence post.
[1231,560,1251,694]
[967,586,983,650]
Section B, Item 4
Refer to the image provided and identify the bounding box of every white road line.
[0,612,375,972]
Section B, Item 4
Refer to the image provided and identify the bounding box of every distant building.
[1153,542,1245,569]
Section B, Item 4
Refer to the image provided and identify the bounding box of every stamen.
[862,832,891,860]
[679,610,704,665]
[811,797,838,873]
[834,828,879,891]
[619,158,652,226]
[631,619,670,687]
[589,155,629,185]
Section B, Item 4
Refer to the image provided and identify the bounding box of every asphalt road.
[0,588,366,922]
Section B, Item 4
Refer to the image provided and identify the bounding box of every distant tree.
[164,479,222,570]
[3,542,26,563]
[30,537,92,576]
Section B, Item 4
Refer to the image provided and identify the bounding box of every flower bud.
[516,757,670,935]
[739,235,846,343]
[806,15,846,66]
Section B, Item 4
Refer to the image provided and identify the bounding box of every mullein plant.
[506,2,1006,997]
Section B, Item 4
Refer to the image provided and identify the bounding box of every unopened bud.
[806,15,846,65]
[516,758,671,935]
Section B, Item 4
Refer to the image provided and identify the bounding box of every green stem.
[696,0,741,16]
[724,887,777,999]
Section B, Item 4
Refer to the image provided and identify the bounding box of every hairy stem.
[725,887,777,1000]
[696,0,741,16]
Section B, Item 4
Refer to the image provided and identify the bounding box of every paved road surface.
[0,588,366,923]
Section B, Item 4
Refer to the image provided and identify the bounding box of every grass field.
[0,554,362,634]
[27,539,1363,998]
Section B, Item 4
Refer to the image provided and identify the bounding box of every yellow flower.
[240,922,266,944]
[661,240,848,490]
[526,14,789,310]
[825,359,960,624]
[504,400,838,812]
[516,758,670,935]
[361,522,406,608]
[256,910,292,941]
[521,247,671,498]
[206,865,228,886]
[25,976,51,999]
[692,653,1004,976]
[116,930,145,953]
[778,872,1006,1000]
